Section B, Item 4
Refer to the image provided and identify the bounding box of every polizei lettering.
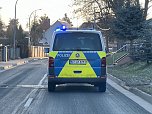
[57,54,71,58]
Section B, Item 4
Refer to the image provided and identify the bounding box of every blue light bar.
[61,25,66,31]
[55,28,60,31]
[55,25,67,31]
[62,25,66,29]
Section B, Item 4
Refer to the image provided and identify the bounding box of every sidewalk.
[0,58,34,70]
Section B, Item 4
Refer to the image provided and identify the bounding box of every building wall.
[42,20,71,46]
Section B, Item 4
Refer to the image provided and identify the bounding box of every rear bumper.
[48,76,107,84]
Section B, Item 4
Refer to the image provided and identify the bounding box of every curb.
[0,58,47,70]
[108,73,152,104]
[129,88,152,104]
[0,65,13,70]
[0,60,29,70]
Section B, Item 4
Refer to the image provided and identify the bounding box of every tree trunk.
[143,0,149,20]
[136,0,140,5]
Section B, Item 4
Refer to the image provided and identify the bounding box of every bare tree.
[73,0,113,52]
[0,19,5,37]
[62,13,73,26]
[73,0,152,53]
[143,0,152,19]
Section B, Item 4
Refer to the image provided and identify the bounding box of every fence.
[0,46,21,62]
[110,44,129,64]
[110,42,152,64]
[130,43,152,62]
[0,45,48,62]
[116,43,152,62]
[29,46,48,58]
[0,46,2,61]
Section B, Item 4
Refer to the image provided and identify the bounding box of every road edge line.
[107,77,152,113]
[108,73,152,104]
[24,98,33,108]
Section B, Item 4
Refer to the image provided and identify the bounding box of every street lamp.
[13,0,19,59]
[0,7,2,18]
[29,9,42,46]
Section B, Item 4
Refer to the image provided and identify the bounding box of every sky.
[0,0,152,31]
[0,0,82,30]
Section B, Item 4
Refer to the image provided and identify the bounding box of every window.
[53,32,102,51]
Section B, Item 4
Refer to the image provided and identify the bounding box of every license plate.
[69,60,87,65]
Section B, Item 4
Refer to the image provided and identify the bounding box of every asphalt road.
[0,59,151,114]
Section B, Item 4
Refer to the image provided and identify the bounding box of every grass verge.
[108,61,152,95]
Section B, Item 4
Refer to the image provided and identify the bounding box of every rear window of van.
[53,32,102,51]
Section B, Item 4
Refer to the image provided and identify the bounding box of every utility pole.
[13,0,19,59]
[0,7,2,18]
[93,7,96,29]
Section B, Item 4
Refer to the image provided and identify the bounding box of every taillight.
[49,57,54,67]
[101,57,106,67]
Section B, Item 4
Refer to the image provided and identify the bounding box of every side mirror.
[44,48,49,53]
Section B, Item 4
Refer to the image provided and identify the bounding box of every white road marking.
[17,85,46,88]
[107,78,152,113]
[17,73,47,89]
[38,73,47,85]
[24,98,33,108]
[12,73,47,114]
[12,89,37,114]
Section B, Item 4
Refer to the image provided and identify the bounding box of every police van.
[46,27,107,92]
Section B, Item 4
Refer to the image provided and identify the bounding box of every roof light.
[55,25,67,31]
[62,25,66,29]
[55,28,60,31]
[61,25,66,31]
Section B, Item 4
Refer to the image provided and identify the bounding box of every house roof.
[45,20,71,34]
[50,20,71,28]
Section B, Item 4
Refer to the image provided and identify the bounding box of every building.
[40,20,71,45]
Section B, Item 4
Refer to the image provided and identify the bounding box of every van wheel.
[98,82,106,92]
[48,82,56,92]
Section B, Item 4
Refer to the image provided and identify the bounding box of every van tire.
[98,82,106,92]
[48,82,56,92]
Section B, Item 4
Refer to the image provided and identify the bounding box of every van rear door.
[51,32,105,78]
